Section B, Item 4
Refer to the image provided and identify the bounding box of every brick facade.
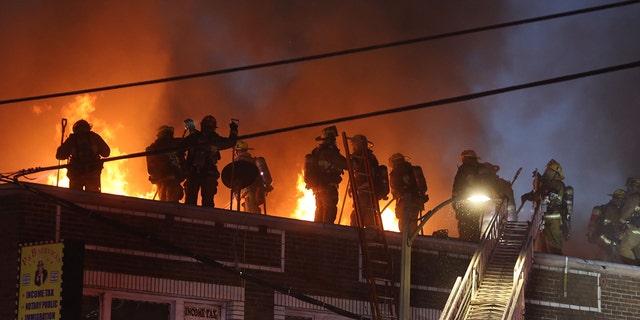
[2,182,640,319]
[1,183,472,320]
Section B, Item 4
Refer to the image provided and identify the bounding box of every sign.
[184,303,220,320]
[17,242,64,320]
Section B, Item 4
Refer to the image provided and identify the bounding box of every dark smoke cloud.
[1,1,638,259]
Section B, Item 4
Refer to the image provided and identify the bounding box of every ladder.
[342,132,397,320]
[464,221,529,319]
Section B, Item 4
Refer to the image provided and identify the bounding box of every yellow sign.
[17,242,64,320]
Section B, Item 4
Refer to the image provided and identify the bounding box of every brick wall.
[1,183,475,319]
[525,255,640,320]
[8,183,639,319]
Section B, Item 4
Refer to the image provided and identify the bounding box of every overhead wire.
[9,59,640,179]
[0,0,637,106]
[3,2,639,318]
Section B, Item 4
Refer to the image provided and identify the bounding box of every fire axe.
[56,118,67,186]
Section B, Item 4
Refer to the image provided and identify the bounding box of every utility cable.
[0,0,636,106]
[8,58,639,179]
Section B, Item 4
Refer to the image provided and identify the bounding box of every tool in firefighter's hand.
[221,160,259,191]
[56,118,68,187]
[510,167,522,186]
[229,119,239,136]
[515,169,540,215]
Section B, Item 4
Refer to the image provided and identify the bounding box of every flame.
[45,94,401,231]
[292,170,400,231]
[48,94,154,198]
[381,206,399,232]
[293,172,315,221]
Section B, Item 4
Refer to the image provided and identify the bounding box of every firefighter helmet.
[236,140,252,151]
[388,153,405,167]
[545,159,565,180]
[351,134,368,148]
[625,177,640,188]
[72,119,91,133]
[156,125,174,138]
[201,115,218,131]
[460,149,478,161]
[315,125,338,141]
[610,189,626,199]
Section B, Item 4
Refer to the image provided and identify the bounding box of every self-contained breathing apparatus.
[413,165,429,204]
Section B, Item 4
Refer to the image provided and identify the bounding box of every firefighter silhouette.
[146,125,186,202]
[587,189,625,263]
[304,126,347,224]
[183,115,238,207]
[389,153,428,233]
[56,119,111,192]
[618,178,640,266]
[232,140,273,214]
[521,159,572,255]
[348,134,387,228]
[452,150,497,242]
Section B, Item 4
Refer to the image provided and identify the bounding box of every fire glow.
[47,94,154,198]
[46,94,400,231]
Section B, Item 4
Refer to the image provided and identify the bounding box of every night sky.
[1,1,639,259]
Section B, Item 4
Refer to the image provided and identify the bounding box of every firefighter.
[452,150,497,242]
[304,126,347,224]
[348,134,386,228]
[234,140,273,214]
[146,125,185,202]
[618,178,640,266]
[587,189,626,263]
[522,159,572,255]
[484,162,516,218]
[183,115,238,207]
[56,119,111,192]
[389,153,428,233]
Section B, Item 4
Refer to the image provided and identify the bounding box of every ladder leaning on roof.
[342,132,397,320]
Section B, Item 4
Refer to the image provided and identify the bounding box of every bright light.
[467,194,491,202]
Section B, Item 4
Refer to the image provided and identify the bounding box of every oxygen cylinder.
[564,185,574,216]
[375,165,390,200]
[413,165,428,198]
[563,185,574,238]
[255,156,273,189]
[303,153,318,188]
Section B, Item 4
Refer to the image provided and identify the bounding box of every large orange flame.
[46,95,400,231]
[48,94,154,198]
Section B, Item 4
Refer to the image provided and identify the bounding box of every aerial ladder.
[342,132,397,320]
[439,197,545,320]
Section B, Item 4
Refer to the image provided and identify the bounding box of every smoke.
[1,1,639,259]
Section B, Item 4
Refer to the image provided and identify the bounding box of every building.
[2,182,640,319]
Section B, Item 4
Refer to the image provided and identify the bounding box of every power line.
[0,0,637,106]
[9,59,640,179]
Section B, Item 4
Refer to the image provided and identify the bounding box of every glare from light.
[467,194,491,202]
